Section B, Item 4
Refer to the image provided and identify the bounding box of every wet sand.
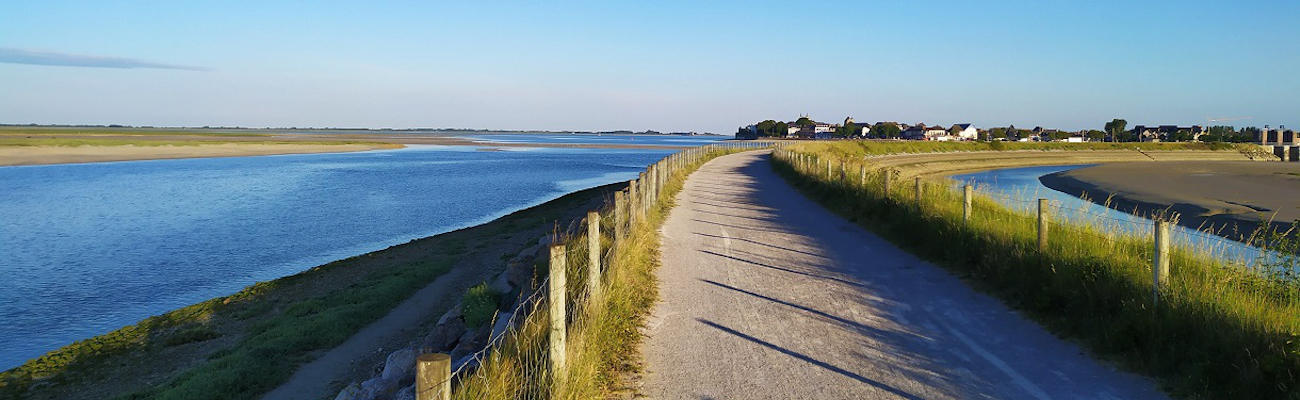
[1040,161,1300,237]
[0,142,403,166]
[0,132,701,166]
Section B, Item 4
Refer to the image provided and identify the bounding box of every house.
[902,124,951,140]
[1062,136,1086,143]
[1131,125,1206,142]
[950,123,978,140]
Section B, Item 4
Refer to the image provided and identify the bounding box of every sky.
[1,1,1297,133]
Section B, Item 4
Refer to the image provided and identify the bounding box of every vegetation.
[0,137,391,148]
[452,145,749,399]
[463,283,503,328]
[774,141,1300,399]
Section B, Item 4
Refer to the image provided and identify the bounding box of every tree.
[794,116,815,128]
[871,122,901,138]
[1085,130,1105,141]
[835,122,859,138]
[989,127,1008,140]
[1104,119,1128,142]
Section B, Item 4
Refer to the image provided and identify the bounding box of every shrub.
[462,283,501,328]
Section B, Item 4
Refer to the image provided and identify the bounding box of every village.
[737,116,1299,147]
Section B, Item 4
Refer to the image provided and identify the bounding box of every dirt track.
[639,150,1166,399]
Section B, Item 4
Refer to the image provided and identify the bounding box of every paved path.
[640,151,1166,399]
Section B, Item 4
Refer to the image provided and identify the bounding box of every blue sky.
[1,1,1297,133]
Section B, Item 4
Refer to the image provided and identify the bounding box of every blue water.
[951,165,1265,264]
[464,133,721,146]
[0,142,705,369]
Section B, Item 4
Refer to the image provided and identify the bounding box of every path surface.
[640,151,1167,399]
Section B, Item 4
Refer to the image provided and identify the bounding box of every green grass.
[451,146,746,400]
[772,142,1300,399]
[781,139,1249,159]
[464,283,504,328]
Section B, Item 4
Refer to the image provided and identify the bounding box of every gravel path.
[640,150,1167,399]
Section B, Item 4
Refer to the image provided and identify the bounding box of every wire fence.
[771,147,1300,305]
[402,140,773,400]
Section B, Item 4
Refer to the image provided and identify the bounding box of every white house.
[951,123,978,140]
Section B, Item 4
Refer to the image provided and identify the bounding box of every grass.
[464,284,504,328]
[0,137,395,148]
[779,139,1253,158]
[450,145,749,399]
[0,183,618,400]
[772,141,1300,399]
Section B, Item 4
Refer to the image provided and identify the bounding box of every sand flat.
[0,142,402,166]
[1040,161,1300,235]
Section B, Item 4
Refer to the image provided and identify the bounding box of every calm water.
[0,139,715,369]
[951,165,1264,263]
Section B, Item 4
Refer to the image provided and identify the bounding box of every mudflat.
[1040,161,1300,237]
[0,128,703,166]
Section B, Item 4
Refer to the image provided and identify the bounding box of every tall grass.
[450,144,760,399]
[773,142,1300,399]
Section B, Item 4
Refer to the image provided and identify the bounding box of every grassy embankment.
[0,183,616,400]
[450,144,759,399]
[773,140,1300,399]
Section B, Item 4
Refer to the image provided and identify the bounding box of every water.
[0,140,715,369]
[951,165,1265,264]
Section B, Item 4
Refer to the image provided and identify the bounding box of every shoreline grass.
[773,141,1300,399]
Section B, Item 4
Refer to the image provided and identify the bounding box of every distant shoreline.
[0,128,715,166]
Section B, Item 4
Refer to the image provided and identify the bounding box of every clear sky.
[1,1,1297,133]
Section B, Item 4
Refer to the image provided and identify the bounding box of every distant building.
[1131,125,1206,142]
[950,123,978,140]
[1258,125,1297,145]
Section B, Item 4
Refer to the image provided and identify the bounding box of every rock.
[380,347,416,382]
[334,382,362,400]
[423,315,466,351]
[358,377,385,400]
[489,272,513,295]
[449,324,490,361]
[436,304,462,326]
[394,385,415,400]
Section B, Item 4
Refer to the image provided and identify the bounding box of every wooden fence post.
[963,184,973,222]
[1153,219,1170,305]
[883,169,892,198]
[613,191,625,240]
[627,180,638,226]
[914,177,922,207]
[415,353,451,400]
[587,210,601,299]
[859,166,866,186]
[1037,199,1049,254]
[549,245,567,374]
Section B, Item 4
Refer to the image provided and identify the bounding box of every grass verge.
[773,142,1300,399]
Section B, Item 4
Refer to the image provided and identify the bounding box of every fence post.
[963,184,973,222]
[1153,219,1170,305]
[883,169,892,198]
[548,245,567,374]
[859,165,866,186]
[415,353,451,400]
[613,191,625,240]
[1037,199,1049,254]
[914,177,922,207]
[627,180,638,226]
[587,210,601,299]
